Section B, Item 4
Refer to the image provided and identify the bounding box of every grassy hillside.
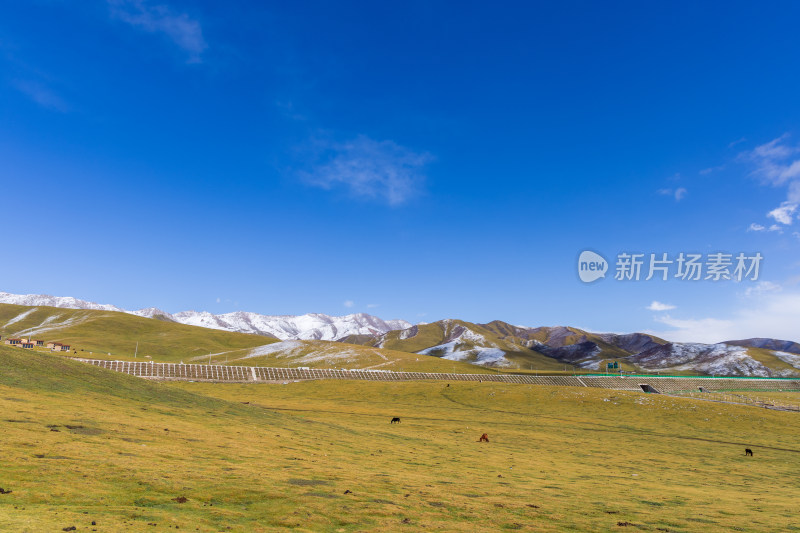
[745,347,800,374]
[207,340,492,373]
[0,303,272,361]
[356,320,641,371]
[371,320,568,371]
[479,322,667,361]
[355,320,798,377]
[0,304,482,372]
[1,345,800,531]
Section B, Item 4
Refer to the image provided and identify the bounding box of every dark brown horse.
[478,433,489,442]
[745,448,753,456]
[390,417,401,424]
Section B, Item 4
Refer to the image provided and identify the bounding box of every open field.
[670,390,800,411]
[1,346,800,531]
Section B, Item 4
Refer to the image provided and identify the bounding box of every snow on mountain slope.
[0,291,410,342]
[414,320,514,367]
[169,310,411,341]
[726,338,800,355]
[130,307,174,320]
[4,308,38,327]
[0,292,123,312]
[12,313,90,339]
[418,341,509,366]
[239,340,368,365]
[772,351,800,370]
[4,291,799,376]
[631,343,795,377]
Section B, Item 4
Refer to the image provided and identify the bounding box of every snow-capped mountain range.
[3,291,800,377]
[0,292,411,341]
[0,292,125,312]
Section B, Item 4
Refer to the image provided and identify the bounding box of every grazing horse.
[478,433,489,442]
[745,448,753,456]
[390,417,401,424]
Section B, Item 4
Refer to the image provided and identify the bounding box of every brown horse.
[478,433,489,442]
[745,448,753,456]
[390,417,401,424]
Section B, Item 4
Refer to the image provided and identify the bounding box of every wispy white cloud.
[108,0,207,62]
[745,134,798,176]
[767,201,798,225]
[728,137,747,148]
[748,222,783,233]
[739,134,800,230]
[657,187,687,202]
[646,301,676,311]
[699,165,724,175]
[300,135,432,205]
[366,303,379,309]
[650,286,800,343]
[343,300,354,308]
[13,79,68,111]
[743,281,782,298]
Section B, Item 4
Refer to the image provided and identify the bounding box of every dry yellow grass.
[1,347,799,532]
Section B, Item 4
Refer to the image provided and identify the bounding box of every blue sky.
[2,1,800,342]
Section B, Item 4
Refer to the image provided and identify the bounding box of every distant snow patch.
[239,341,381,366]
[12,313,89,338]
[5,308,37,327]
[578,360,603,370]
[418,342,511,367]
[399,327,417,340]
[243,341,305,358]
[773,351,800,370]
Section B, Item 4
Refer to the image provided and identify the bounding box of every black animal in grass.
[390,417,401,424]
[745,448,753,456]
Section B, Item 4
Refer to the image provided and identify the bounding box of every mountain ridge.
[349,318,800,377]
[3,291,800,377]
[0,292,410,342]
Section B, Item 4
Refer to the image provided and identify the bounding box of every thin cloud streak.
[748,222,783,233]
[657,187,687,202]
[12,79,68,111]
[108,0,207,62]
[300,135,432,206]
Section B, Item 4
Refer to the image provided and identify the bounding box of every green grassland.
[1,346,800,531]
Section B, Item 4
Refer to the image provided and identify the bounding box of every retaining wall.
[77,359,800,392]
